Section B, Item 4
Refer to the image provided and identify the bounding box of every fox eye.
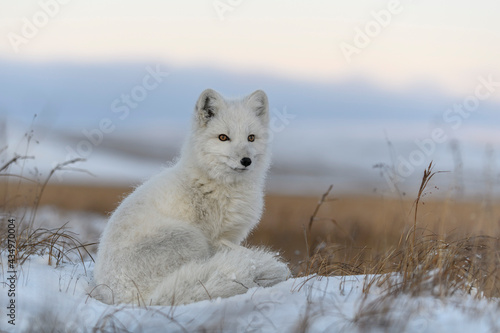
[219,134,230,141]
[248,134,255,142]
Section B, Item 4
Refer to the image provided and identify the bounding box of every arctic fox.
[93,89,290,306]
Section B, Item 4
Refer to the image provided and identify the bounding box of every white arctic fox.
[93,89,290,306]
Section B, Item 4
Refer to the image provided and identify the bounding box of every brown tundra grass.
[0,150,94,267]
[299,162,500,300]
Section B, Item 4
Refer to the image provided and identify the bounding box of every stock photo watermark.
[267,106,296,144]
[339,0,415,64]
[7,0,72,53]
[383,74,500,192]
[6,218,17,326]
[54,64,169,180]
[213,0,244,21]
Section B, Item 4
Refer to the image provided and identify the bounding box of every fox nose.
[240,157,252,167]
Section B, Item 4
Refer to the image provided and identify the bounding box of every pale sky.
[1,0,499,97]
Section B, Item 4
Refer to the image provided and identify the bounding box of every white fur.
[93,89,290,306]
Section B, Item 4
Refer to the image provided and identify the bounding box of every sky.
[1,0,499,97]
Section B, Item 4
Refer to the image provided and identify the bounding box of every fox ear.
[195,89,224,126]
[246,90,269,122]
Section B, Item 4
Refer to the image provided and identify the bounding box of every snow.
[1,207,499,332]
[1,256,499,332]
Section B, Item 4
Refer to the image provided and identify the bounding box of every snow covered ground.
[1,207,499,332]
[1,255,499,333]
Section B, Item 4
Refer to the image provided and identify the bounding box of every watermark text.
[6,218,17,326]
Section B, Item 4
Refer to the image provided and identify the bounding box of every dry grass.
[0,150,95,267]
[255,194,499,272]
[295,162,500,305]
[281,163,500,331]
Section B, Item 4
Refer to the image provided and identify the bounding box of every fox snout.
[240,157,252,167]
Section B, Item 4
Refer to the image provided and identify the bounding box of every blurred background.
[1,0,500,196]
[1,1,500,264]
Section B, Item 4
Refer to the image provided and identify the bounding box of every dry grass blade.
[14,223,95,267]
[0,154,35,173]
[307,187,353,243]
[0,173,38,182]
[308,184,333,232]
[28,158,87,229]
[411,161,447,247]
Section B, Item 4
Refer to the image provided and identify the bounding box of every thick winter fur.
[93,89,290,306]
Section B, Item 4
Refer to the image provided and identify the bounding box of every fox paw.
[249,250,291,287]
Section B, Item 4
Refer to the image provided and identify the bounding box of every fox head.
[184,89,270,184]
